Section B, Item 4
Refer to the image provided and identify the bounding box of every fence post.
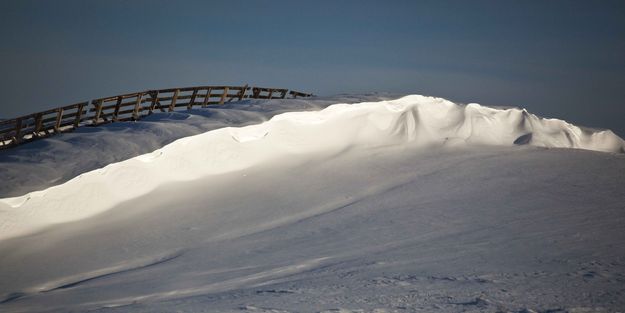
[14,118,23,143]
[74,102,85,128]
[113,96,123,121]
[94,100,103,125]
[187,88,198,109]
[268,89,273,99]
[169,89,179,112]
[280,90,287,99]
[54,108,64,132]
[202,88,212,108]
[34,113,43,136]
[149,91,159,114]
[219,87,229,104]
[238,84,248,101]
[133,93,143,120]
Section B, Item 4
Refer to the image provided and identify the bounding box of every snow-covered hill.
[0,94,393,198]
[0,95,624,312]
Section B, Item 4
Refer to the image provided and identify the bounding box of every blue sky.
[1,0,624,135]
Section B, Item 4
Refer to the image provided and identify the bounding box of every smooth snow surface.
[0,94,391,198]
[0,94,624,312]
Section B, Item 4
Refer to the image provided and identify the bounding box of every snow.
[0,94,624,312]
[0,94,393,198]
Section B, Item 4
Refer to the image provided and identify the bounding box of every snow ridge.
[0,94,623,241]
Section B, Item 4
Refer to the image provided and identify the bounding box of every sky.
[1,0,624,136]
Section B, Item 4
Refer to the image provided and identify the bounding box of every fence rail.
[0,84,313,150]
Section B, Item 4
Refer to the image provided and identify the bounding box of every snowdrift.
[0,95,623,241]
[0,94,389,198]
[1,94,625,312]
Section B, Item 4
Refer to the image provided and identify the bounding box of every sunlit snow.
[0,95,624,312]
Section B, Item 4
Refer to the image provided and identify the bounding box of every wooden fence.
[0,85,313,150]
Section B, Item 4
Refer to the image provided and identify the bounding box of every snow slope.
[0,94,395,198]
[0,94,624,312]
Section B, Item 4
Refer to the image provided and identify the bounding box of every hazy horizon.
[1,0,624,136]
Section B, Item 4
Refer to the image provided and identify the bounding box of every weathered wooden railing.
[0,85,313,150]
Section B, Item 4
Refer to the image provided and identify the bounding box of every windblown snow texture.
[0,94,396,198]
[0,95,624,313]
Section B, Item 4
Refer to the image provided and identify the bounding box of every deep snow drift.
[0,94,394,198]
[0,95,624,312]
